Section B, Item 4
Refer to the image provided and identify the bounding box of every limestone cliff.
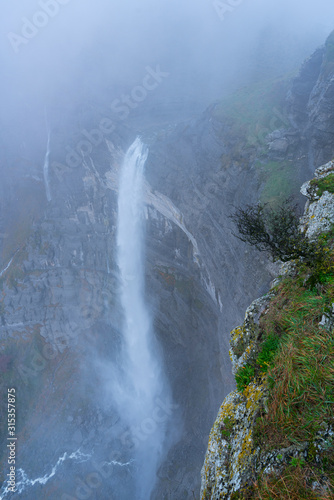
[200,160,334,499]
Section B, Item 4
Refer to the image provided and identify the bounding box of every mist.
[0,0,332,176]
[1,1,334,499]
[1,1,334,118]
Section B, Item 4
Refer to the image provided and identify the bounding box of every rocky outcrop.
[200,160,334,499]
[201,296,272,499]
[287,31,334,170]
[301,159,334,238]
[0,106,274,498]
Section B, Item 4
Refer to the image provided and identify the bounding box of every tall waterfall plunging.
[43,130,51,202]
[114,137,173,499]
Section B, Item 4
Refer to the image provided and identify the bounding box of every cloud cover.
[1,0,334,108]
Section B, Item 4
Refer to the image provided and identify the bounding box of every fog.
[0,0,332,177]
[1,1,334,499]
[1,0,334,120]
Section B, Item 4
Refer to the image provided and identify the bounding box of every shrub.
[229,200,323,265]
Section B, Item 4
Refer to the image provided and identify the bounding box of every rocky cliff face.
[0,108,274,499]
[200,160,334,499]
[1,33,334,499]
[287,31,334,172]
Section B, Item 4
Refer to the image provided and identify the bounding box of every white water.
[0,248,20,278]
[43,130,51,202]
[113,137,172,499]
[0,257,14,278]
[0,449,91,499]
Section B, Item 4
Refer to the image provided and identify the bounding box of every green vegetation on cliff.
[212,77,300,205]
[310,172,334,197]
[232,224,334,498]
[212,78,290,146]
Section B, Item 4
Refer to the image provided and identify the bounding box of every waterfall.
[114,137,172,499]
[43,130,51,202]
[0,256,14,278]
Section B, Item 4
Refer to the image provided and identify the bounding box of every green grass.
[310,173,334,197]
[253,270,334,447]
[235,333,283,392]
[233,225,334,500]
[232,456,334,499]
[235,364,256,392]
[258,160,298,205]
[212,76,301,205]
[256,333,281,372]
[212,77,290,147]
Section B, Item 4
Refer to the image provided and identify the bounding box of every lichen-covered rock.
[201,283,333,499]
[302,191,334,238]
[200,382,267,500]
[229,295,273,375]
[300,159,334,238]
[270,261,297,289]
[201,294,272,499]
[201,380,333,500]
[319,302,334,330]
[300,159,334,201]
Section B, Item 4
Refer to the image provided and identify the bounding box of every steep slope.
[200,161,334,499]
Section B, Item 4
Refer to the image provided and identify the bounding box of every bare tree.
[229,200,321,264]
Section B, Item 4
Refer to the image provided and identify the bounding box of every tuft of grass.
[256,333,281,373]
[256,324,334,447]
[290,457,306,468]
[310,173,334,197]
[235,364,256,392]
[235,332,283,391]
[239,459,334,499]
[254,270,334,446]
[239,224,334,452]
